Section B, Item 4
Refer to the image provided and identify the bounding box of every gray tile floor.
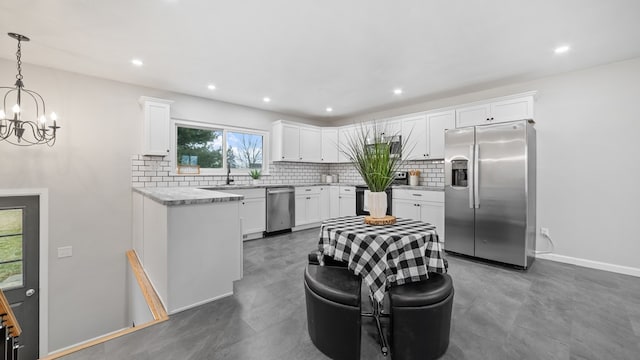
[61,228,640,360]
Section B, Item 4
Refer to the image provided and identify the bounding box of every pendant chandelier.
[0,33,59,146]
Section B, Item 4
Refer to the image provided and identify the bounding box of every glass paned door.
[0,208,23,289]
[0,195,39,360]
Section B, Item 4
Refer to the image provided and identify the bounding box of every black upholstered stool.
[304,264,362,360]
[388,273,454,360]
[308,250,349,267]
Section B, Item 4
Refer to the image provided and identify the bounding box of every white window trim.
[170,119,270,176]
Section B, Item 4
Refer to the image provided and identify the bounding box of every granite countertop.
[203,183,443,191]
[133,187,244,206]
[134,183,444,206]
[391,185,444,192]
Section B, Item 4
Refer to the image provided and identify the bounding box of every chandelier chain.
[15,39,23,81]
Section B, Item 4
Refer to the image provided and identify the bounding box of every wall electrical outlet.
[540,227,550,237]
[58,246,73,258]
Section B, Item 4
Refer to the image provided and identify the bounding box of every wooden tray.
[364,215,397,226]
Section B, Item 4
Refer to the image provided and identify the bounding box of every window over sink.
[173,120,267,175]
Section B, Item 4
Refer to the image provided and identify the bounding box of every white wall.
[0,58,314,352]
[334,57,640,272]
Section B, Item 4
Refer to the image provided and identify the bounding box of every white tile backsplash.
[131,155,444,188]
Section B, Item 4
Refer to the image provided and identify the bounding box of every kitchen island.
[132,187,243,314]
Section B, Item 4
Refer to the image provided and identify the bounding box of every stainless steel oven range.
[355,171,408,216]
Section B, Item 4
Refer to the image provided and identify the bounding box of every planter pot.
[368,191,388,218]
[251,179,260,185]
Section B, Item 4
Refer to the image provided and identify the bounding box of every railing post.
[0,323,6,360]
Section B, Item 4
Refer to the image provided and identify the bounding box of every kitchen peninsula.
[131,187,244,314]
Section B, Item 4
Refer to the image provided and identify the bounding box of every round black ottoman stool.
[304,264,362,360]
[388,272,454,360]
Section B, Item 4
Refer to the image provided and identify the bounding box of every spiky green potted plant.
[342,122,408,218]
[248,169,261,184]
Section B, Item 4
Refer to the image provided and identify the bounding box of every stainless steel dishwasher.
[265,186,295,235]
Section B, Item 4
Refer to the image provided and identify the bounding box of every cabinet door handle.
[166,149,170,153]
[486,118,490,121]
[490,117,494,121]
[412,193,422,197]
[305,189,311,191]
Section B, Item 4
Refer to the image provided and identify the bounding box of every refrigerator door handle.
[474,144,480,208]
[468,145,474,209]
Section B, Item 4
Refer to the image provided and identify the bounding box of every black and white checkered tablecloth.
[318,216,447,303]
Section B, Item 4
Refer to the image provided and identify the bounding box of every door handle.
[474,144,480,208]
[468,145,474,209]
[26,288,36,297]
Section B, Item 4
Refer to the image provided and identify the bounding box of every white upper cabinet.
[280,123,300,161]
[272,120,321,162]
[455,104,491,128]
[382,119,402,137]
[299,127,322,162]
[490,96,534,123]
[401,115,428,160]
[400,110,454,160]
[321,128,339,163]
[338,125,356,163]
[139,97,173,156]
[426,110,455,159]
[455,94,534,128]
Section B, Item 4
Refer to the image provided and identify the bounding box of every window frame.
[171,119,269,176]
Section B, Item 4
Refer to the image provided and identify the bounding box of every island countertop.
[133,187,243,206]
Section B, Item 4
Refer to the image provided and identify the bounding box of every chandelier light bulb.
[12,104,21,114]
[39,115,47,124]
[50,112,58,121]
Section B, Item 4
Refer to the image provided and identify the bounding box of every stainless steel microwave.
[365,135,402,157]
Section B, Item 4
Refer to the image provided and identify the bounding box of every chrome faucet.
[226,161,234,185]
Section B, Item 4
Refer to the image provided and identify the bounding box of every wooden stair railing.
[0,288,22,359]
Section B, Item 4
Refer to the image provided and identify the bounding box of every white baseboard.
[535,252,640,278]
[292,222,322,232]
[48,326,129,355]
[168,292,233,315]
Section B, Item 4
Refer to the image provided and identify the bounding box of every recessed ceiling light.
[393,88,403,95]
[554,45,570,54]
[326,107,333,112]
[131,59,144,67]
[263,97,271,103]
[207,84,216,90]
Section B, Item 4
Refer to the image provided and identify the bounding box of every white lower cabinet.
[241,197,266,236]
[329,186,340,218]
[132,191,242,314]
[319,186,331,220]
[218,188,265,239]
[393,189,445,239]
[393,198,421,220]
[295,186,322,226]
[338,186,356,217]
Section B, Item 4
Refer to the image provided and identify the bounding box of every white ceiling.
[1,0,639,121]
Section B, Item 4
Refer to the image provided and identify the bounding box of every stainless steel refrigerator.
[444,120,536,269]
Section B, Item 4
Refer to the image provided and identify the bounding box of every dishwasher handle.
[267,188,295,195]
